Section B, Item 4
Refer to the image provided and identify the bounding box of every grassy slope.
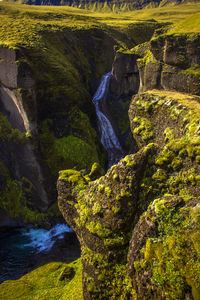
[0,259,83,300]
[0,2,200,48]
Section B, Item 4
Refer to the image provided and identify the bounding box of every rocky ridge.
[9,0,198,11]
[57,33,200,299]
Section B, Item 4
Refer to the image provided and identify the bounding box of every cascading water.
[93,72,124,168]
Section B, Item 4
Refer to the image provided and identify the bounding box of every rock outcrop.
[110,52,139,98]
[58,89,200,299]
[11,0,190,11]
[138,34,200,95]
[0,46,50,226]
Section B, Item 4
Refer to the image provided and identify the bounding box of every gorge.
[0,2,200,300]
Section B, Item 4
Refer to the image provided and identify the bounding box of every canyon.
[0,2,200,299]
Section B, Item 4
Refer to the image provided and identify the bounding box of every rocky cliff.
[1,1,163,226]
[57,32,200,299]
[0,46,49,226]
[137,34,200,95]
[0,16,143,226]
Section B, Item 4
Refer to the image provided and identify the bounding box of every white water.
[21,223,72,253]
[93,72,123,167]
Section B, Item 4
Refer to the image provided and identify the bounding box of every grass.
[0,2,200,49]
[0,259,83,300]
[145,90,200,112]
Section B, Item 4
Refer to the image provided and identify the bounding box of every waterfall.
[93,72,124,168]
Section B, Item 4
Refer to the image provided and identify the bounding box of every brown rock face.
[0,47,35,90]
[110,52,140,98]
[0,47,18,89]
[139,34,200,95]
[58,90,200,299]
[0,46,50,223]
[57,144,157,299]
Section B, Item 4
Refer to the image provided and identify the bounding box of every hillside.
[4,0,200,11]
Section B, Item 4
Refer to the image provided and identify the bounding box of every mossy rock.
[128,195,200,300]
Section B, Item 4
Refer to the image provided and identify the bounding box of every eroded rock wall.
[138,34,200,95]
[110,52,139,98]
[0,46,50,225]
[0,26,131,226]
[58,89,200,299]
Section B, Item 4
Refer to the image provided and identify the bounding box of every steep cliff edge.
[0,2,164,226]
[137,33,200,96]
[58,67,200,300]
[0,46,50,226]
[58,89,200,299]
[0,28,119,225]
[0,28,115,225]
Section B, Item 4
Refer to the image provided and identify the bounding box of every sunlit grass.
[0,2,200,48]
[0,259,83,300]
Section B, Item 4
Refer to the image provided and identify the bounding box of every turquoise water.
[0,224,72,283]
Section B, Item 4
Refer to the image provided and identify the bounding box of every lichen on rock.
[58,89,200,299]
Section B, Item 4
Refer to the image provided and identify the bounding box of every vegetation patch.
[0,259,83,300]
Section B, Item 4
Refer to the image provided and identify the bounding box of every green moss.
[164,127,175,142]
[137,49,154,67]
[105,186,112,198]
[81,246,135,299]
[98,184,105,193]
[152,168,167,182]
[0,259,83,300]
[92,202,102,215]
[133,116,154,142]
[122,155,137,167]
[88,162,105,181]
[59,169,87,185]
[0,164,46,224]
[113,173,119,180]
[180,64,200,78]
[137,197,200,300]
[104,236,126,247]
[111,206,120,214]
[86,220,111,237]
[171,157,183,170]
[40,119,99,176]
[0,112,26,144]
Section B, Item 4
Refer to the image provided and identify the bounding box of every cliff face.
[0,47,49,226]
[138,34,200,96]
[110,52,139,98]
[0,2,165,226]
[57,33,200,299]
[0,25,134,226]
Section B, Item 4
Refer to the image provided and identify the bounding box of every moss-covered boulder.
[58,90,200,299]
[58,143,158,299]
[128,195,200,300]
